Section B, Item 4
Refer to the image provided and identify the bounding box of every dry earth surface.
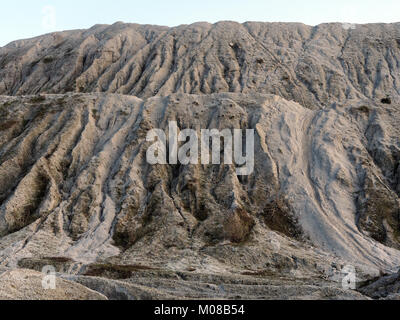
[0,21,399,300]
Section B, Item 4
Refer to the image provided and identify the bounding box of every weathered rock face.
[0,92,398,275]
[0,93,311,270]
[358,270,400,300]
[0,22,399,109]
[0,22,399,300]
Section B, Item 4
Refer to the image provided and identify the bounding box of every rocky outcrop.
[358,270,400,300]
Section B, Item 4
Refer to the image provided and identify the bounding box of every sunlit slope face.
[0,92,398,275]
[0,22,399,109]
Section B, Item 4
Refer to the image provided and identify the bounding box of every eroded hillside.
[0,92,398,271]
[0,22,399,300]
[0,22,399,109]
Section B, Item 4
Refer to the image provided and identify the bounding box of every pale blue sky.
[1,0,399,46]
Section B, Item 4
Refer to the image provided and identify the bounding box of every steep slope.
[0,21,400,299]
[0,93,398,278]
[0,22,400,109]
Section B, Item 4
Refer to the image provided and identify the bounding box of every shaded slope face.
[0,93,399,275]
[0,22,400,109]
